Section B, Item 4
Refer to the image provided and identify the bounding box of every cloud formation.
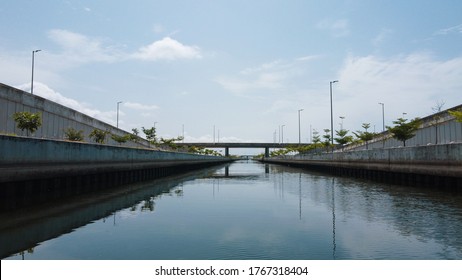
[216,58,311,96]
[48,29,120,63]
[132,37,202,61]
[47,30,202,65]
[17,82,116,124]
[123,102,159,111]
[435,23,462,35]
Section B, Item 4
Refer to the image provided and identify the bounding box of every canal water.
[2,160,462,260]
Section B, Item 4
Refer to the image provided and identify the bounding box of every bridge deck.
[176,142,309,148]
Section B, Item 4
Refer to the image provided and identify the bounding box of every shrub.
[12,111,42,136]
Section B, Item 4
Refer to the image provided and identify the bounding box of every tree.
[449,109,462,122]
[160,136,184,150]
[64,127,84,141]
[12,111,42,136]
[142,126,157,146]
[111,133,131,145]
[334,129,353,151]
[353,123,376,150]
[312,129,321,145]
[322,129,332,151]
[387,117,421,147]
[89,128,109,144]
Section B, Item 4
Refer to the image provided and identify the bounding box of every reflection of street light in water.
[299,173,302,220]
[331,178,336,260]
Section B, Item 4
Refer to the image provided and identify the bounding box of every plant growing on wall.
[142,126,157,146]
[160,136,184,150]
[353,123,376,150]
[387,117,421,147]
[449,109,462,122]
[64,127,84,141]
[12,111,42,136]
[111,133,131,145]
[322,129,332,151]
[89,128,109,144]
[312,129,321,145]
[334,129,353,151]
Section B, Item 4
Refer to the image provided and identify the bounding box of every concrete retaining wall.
[263,144,462,190]
[0,83,149,148]
[344,104,462,151]
[0,135,222,165]
[295,143,462,164]
[0,135,232,209]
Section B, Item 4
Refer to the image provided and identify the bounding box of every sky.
[1,0,461,147]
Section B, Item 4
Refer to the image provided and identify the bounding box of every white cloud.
[153,24,164,34]
[317,19,350,37]
[331,53,462,129]
[435,23,462,36]
[216,59,310,96]
[123,102,159,111]
[17,82,117,124]
[132,37,202,61]
[372,28,393,47]
[47,29,121,64]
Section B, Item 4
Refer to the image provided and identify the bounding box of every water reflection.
[0,165,224,259]
[2,160,462,260]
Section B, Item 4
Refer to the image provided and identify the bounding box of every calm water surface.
[2,160,462,259]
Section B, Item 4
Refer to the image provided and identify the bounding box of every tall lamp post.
[378,102,385,132]
[339,116,345,130]
[31,49,41,94]
[281,125,285,144]
[329,80,339,147]
[298,109,304,144]
[116,101,122,128]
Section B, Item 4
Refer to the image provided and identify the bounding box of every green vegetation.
[89,128,109,144]
[12,111,42,136]
[322,129,332,151]
[187,146,222,156]
[64,127,84,141]
[142,126,157,146]
[111,133,131,144]
[449,109,462,122]
[160,136,184,150]
[334,129,353,150]
[387,117,421,147]
[353,123,376,150]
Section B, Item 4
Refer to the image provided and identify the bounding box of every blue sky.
[1,0,461,146]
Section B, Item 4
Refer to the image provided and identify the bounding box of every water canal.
[2,160,462,260]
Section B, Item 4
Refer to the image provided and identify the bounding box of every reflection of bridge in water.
[177,143,308,157]
[208,163,270,179]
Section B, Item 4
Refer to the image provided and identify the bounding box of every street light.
[281,125,285,144]
[31,49,41,94]
[329,80,339,147]
[378,102,385,132]
[339,116,345,130]
[298,109,304,144]
[117,101,122,128]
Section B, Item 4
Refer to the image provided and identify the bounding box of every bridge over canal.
[177,142,307,157]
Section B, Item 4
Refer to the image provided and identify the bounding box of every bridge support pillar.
[265,147,270,158]
[225,147,229,157]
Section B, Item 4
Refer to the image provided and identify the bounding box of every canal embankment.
[261,143,462,190]
[0,135,233,209]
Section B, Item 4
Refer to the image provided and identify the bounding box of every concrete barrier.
[0,135,233,209]
[262,143,462,190]
[0,83,150,148]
